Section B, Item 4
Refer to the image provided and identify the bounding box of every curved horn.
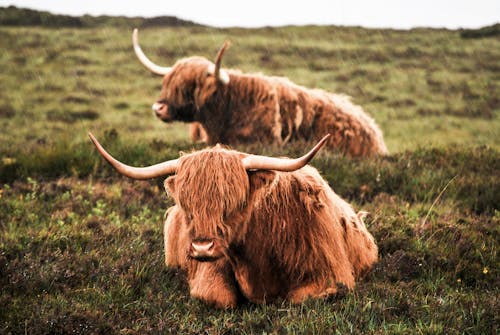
[132,28,172,76]
[208,41,230,84]
[89,132,178,179]
[242,134,331,171]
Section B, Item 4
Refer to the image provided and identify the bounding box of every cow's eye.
[217,227,224,238]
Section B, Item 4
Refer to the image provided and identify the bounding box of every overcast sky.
[2,0,499,29]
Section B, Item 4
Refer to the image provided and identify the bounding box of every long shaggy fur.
[154,55,388,157]
[163,146,378,308]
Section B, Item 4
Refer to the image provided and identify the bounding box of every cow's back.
[233,166,370,302]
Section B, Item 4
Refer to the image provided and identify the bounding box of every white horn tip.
[219,70,230,85]
[318,133,331,147]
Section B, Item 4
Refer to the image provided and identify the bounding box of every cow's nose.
[190,240,215,258]
[152,102,164,114]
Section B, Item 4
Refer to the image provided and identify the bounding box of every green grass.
[0,16,499,334]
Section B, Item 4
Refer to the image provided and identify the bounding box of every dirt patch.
[61,95,90,104]
[375,250,424,282]
[113,102,129,110]
[0,104,16,118]
[24,310,113,335]
[46,109,99,123]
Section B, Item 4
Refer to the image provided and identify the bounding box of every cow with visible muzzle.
[132,29,388,157]
[90,132,378,308]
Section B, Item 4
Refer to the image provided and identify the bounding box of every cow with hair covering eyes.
[89,133,378,308]
[132,29,388,158]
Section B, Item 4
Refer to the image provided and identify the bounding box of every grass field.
[0,11,499,334]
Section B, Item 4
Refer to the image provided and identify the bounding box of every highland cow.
[132,29,388,157]
[89,132,378,308]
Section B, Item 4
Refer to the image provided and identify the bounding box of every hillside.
[0,5,203,27]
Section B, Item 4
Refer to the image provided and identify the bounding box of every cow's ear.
[164,176,176,197]
[248,170,276,193]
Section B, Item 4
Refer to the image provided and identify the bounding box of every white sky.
[1,0,499,29]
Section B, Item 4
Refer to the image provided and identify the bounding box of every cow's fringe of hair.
[174,147,249,239]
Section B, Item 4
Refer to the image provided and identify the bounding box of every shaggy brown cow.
[133,29,388,157]
[89,132,378,308]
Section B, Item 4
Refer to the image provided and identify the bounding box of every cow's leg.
[189,122,208,143]
[188,260,240,308]
[288,281,340,303]
[232,262,281,304]
[163,206,189,269]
